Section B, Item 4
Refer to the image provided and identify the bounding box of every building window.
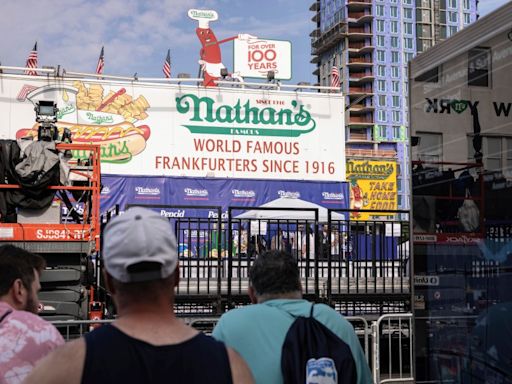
[485,137,502,171]
[391,51,399,63]
[403,22,413,35]
[377,35,385,47]
[393,126,401,139]
[404,52,414,62]
[506,138,512,176]
[376,5,384,17]
[378,110,387,122]
[448,26,458,37]
[403,8,412,19]
[464,13,471,24]
[448,0,457,8]
[448,11,457,22]
[392,110,400,122]
[378,80,386,91]
[391,36,399,48]
[391,66,399,78]
[390,6,398,18]
[404,37,413,49]
[418,132,443,163]
[392,81,399,92]
[468,47,491,87]
[379,95,386,106]
[392,95,400,107]
[403,0,412,4]
[417,39,432,52]
[377,20,385,32]
[391,21,398,33]
[378,65,386,77]
[464,0,470,10]
[377,50,386,61]
[378,125,387,138]
[418,25,432,38]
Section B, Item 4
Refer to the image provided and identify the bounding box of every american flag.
[330,65,340,89]
[163,49,171,78]
[25,42,38,76]
[96,46,105,75]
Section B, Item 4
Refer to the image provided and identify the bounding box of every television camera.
[35,100,72,143]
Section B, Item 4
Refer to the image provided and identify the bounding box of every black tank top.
[82,324,233,384]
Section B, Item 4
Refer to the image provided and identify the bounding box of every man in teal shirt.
[213,250,373,384]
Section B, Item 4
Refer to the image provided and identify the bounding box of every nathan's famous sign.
[0,76,345,181]
[346,160,397,220]
[175,93,315,137]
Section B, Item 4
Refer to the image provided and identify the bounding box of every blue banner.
[100,175,349,219]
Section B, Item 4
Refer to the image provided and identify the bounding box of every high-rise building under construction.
[310,0,478,212]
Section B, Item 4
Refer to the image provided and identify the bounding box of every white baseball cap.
[102,207,178,283]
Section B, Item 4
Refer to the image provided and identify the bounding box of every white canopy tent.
[233,197,346,222]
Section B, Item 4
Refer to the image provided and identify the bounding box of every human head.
[101,207,179,307]
[248,250,302,303]
[0,245,46,313]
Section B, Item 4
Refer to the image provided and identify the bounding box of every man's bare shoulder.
[226,347,254,384]
[24,338,85,384]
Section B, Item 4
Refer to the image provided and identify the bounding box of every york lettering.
[425,98,479,115]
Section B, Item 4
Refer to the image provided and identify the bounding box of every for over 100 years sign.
[234,38,292,80]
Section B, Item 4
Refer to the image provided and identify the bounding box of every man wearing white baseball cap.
[26,207,253,384]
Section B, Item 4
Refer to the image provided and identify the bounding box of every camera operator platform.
[0,100,103,322]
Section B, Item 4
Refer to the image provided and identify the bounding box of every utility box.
[17,201,61,224]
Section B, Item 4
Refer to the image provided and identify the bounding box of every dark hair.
[0,245,46,296]
[249,250,301,296]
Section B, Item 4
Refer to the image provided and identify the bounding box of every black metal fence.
[101,205,411,316]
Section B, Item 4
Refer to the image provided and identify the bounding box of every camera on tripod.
[35,100,72,144]
[35,100,59,141]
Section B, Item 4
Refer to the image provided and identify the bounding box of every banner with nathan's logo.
[345,160,397,221]
[0,75,345,182]
[100,176,349,219]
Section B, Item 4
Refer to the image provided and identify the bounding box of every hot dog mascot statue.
[188,9,255,87]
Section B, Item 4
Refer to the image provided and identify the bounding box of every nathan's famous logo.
[278,190,300,198]
[346,161,394,180]
[231,189,256,198]
[175,93,316,137]
[322,192,344,201]
[16,82,151,164]
[135,187,160,196]
[184,188,209,197]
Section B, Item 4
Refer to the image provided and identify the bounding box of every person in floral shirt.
[0,245,63,384]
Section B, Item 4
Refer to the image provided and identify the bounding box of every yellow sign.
[346,160,397,220]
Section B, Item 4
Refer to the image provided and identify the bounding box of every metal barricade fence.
[371,313,414,384]
[50,312,414,383]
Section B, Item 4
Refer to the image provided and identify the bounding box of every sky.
[0,0,509,84]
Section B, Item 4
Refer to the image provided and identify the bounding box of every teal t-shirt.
[212,299,372,384]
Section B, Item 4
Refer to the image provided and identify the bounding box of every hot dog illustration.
[16,122,151,163]
[18,81,153,163]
